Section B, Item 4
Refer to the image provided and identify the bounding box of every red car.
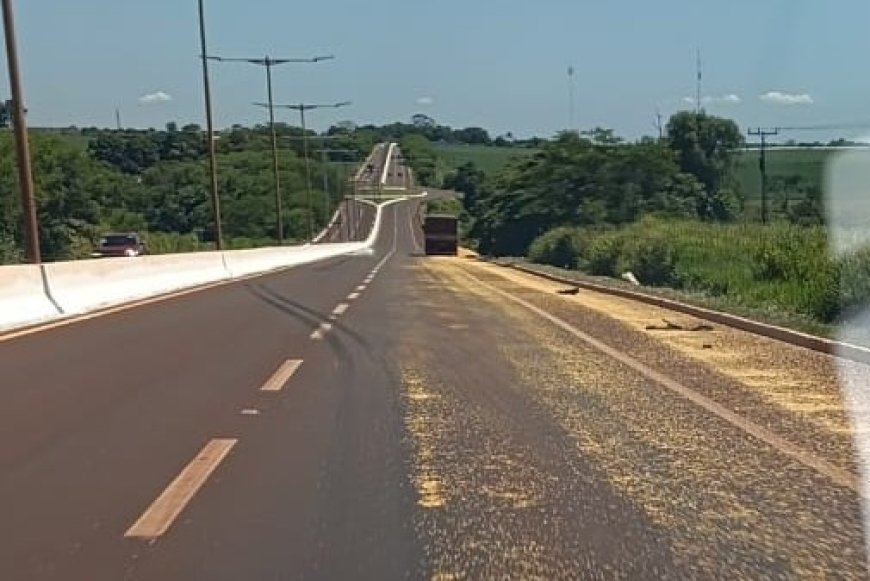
[94,233,147,258]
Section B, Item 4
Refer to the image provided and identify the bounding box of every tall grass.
[528,219,870,324]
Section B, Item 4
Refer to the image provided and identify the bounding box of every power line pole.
[115,107,122,130]
[654,108,663,139]
[748,127,779,224]
[2,0,40,263]
[197,0,223,249]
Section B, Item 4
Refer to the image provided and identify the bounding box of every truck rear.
[423,214,458,256]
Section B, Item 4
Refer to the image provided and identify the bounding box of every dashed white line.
[332,303,349,316]
[124,438,237,540]
[347,292,360,300]
[259,359,303,392]
[356,285,367,292]
[310,322,333,340]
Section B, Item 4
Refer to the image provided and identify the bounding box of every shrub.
[839,247,870,318]
[584,231,624,276]
[528,227,581,269]
[617,233,678,286]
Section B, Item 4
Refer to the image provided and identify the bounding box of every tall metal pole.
[265,58,283,244]
[2,0,39,263]
[198,0,223,249]
[749,127,779,224]
[321,148,329,224]
[300,107,314,240]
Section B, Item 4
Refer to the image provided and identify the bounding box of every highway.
[1,147,868,578]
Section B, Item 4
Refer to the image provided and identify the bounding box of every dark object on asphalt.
[93,232,147,258]
[646,319,714,332]
[557,287,580,295]
[702,343,714,349]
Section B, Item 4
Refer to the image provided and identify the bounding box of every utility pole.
[654,108,663,139]
[115,107,122,131]
[197,0,223,249]
[748,127,779,224]
[2,0,40,263]
[209,54,334,243]
[267,101,351,240]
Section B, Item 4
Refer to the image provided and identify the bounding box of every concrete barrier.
[0,265,62,332]
[43,251,229,315]
[221,242,365,278]
[0,197,411,334]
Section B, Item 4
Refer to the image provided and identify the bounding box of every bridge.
[0,143,867,579]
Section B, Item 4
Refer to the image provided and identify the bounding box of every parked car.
[94,233,147,258]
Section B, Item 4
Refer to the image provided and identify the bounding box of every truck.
[423,214,458,256]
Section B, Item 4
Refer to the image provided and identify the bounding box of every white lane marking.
[461,270,861,494]
[310,322,333,340]
[240,408,261,416]
[259,359,303,392]
[356,285,366,292]
[125,439,237,539]
[332,303,350,316]
[363,277,374,284]
[347,292,360,300]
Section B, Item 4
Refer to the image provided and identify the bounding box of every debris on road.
[645,319,714,332]
[557,287,580,295]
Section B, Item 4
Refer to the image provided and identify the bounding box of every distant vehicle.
[94,233,147,258]
[423,215,458,256]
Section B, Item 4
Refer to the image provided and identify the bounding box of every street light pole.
[271,101,351,241]
[300,106,314,240]
[264,59,283,242]
[197,0,223,249]
[209,54,334,243]
[1,0,39,263]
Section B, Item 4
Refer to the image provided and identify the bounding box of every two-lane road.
[1,198,867,578]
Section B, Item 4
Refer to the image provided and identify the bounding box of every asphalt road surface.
[1,198,868,579]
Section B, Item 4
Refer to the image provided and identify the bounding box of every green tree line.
[0,123,372,263]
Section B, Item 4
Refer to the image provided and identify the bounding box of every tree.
[443,161,486,211]
[0,100,10,128]
[411,113,436,129]
[666,111,744,219]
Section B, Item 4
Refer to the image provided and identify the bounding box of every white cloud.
[139,91,173,104]
[416,96,434,106]
[682,94,742,105]
[716,93,742,104]
[759,91,813,105]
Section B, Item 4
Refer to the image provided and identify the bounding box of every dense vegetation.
[400,111,865,327]
[0,123,380,262]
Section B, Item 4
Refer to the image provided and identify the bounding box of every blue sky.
[7,0,870,140]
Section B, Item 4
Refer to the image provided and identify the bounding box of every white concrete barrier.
[221,242,365,278]
[0,265,62,332]
[43,251,229,315]
[0,197,412,334]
